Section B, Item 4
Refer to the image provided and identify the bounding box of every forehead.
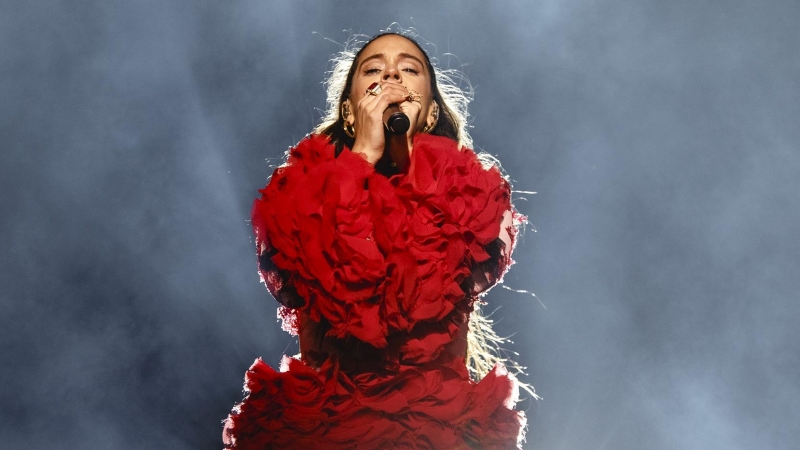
[358,35,426,61]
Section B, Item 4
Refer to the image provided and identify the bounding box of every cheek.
[418,85,434,108]
[349,77,365,102]
[409,78,431,95]
[350,78,375,104]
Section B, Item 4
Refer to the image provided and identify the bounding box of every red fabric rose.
[388,134,514,329]
[224,357,525,449]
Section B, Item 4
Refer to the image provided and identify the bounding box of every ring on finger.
[366,82,382,96]
[405,89,421,103]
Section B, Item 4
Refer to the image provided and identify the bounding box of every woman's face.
[348,34,436,132]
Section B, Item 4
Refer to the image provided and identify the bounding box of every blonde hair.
[315,26,535,399]
[468,301,538,400]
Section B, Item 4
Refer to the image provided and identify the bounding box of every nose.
[382,64,402,82]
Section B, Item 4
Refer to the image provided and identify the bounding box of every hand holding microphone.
[366,82,421,135]
[350,82,422,166]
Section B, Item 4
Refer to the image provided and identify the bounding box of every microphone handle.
[383,105,410,135]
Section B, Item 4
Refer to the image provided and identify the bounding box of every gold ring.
[405,89,421,102]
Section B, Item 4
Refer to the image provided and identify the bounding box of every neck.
[386,134,412,173]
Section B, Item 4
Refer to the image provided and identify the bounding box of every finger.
[359,82,404,103]
[362,91,410,118]
[399,103,423,133]
[377,83,411,98]
[400,101,420,114]
[376,85,412,107]
[384,84,422,103]
[357,85,405,110]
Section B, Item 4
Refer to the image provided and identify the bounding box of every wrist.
[351,141,382,165]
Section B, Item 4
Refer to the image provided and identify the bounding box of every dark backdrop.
[2,1,799,449]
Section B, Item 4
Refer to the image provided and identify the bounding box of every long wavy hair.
[313,27,535,398]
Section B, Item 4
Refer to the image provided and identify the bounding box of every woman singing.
[224,31,531,449]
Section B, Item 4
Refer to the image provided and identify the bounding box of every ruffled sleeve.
[400,133,523,300]
[251,135,402,346]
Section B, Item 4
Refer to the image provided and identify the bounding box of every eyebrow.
[358,52,426,70]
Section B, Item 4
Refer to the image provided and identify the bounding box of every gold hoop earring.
[341,102,355,138]
[343,122,355,138]
[422,103,439,133]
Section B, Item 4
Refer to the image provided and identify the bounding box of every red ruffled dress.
[224,133,527,449]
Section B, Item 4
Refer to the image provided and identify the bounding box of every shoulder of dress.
[283,133,336,164]
[283,134,373,170]
[411,134,494,167]
[412,133,462,153]
[409,133,509,189]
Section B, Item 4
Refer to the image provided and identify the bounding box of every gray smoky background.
[2,1,798,449]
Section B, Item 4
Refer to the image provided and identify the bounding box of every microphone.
[383,105,410,135]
